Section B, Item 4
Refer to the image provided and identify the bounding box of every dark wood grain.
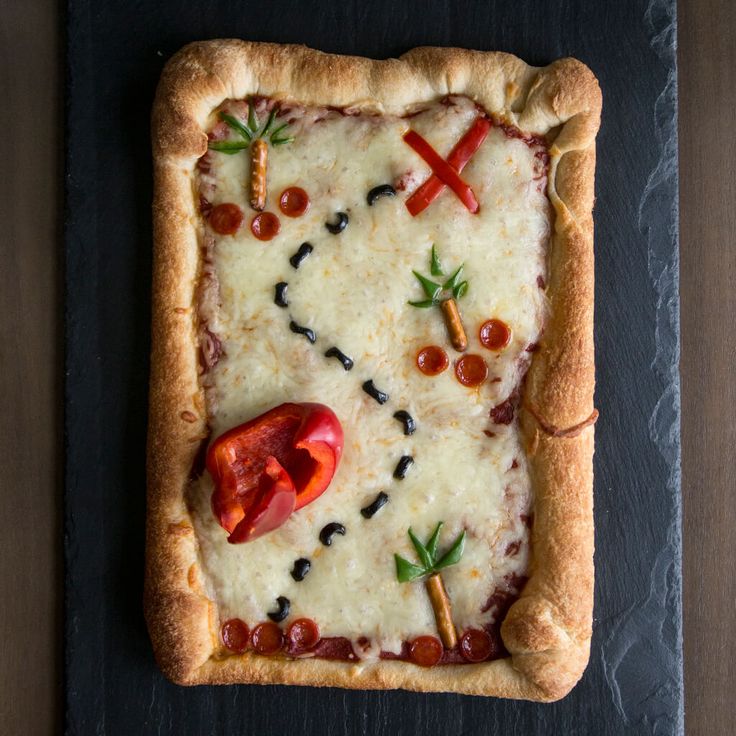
[0,0,61,734]
[679,0,736,734]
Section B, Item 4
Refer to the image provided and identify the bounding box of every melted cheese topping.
[190,96,550,657]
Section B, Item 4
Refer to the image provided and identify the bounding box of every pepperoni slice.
[479,319,512,351]
[311,636,359,661]
[279,187,311,218]
[210,203,244,235]
[251,622,284,654]
[460,628,492,662]
[251,212,281,241]
[287,618,320,651]
[221,618,250,653]
[409,636,443,667]
[454,354,488,387]
[416,345,449,376]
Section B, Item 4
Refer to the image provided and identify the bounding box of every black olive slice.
[319,522,346,546]
[360,492,389,519]
[274,282,289,307]
[289,242,313,269]
[367,184,396,206]
[393,455,414,480]
[290,558,311,582]
[325,211,349,234]
[267,596,290,623]
[290,320,316,343]
[393,410,416,435]
[362,379,388,404]
[324,347,354,371]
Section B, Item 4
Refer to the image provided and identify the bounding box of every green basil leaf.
[408,528,433,569]
[218,111,252,141]
[443,264,464,292]
[430,244,444,276]
[408,299,437,308]
[413,271,442,300]
[434,530,466,570]
[247,101,259,133]
[425,521,444,564]
[453,280,469,299]
[395,554,427,583]
[260,107,278,136]
[208,140,251,154]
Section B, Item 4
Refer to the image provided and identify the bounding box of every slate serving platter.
[64,0,682,733]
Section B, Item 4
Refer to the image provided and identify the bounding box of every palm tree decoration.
[409,245,469,352]
[394,522,466,648]
[209,101,294,211]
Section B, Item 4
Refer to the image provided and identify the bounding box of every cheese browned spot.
[189,95,550,659]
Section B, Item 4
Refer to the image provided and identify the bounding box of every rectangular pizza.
[146,40,601,700]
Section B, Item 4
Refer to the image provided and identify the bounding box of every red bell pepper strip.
[207,403,344,543]
[406,117,491,217]
[403,129,479,214]
[402,129,480,214]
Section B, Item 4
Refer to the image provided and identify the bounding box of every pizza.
[146,40,601,700]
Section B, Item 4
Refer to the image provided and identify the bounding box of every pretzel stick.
[250,138,268,211]
[440,298,468,352]
[425,573,458,648]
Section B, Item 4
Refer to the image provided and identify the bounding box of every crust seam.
[526,405,599,439]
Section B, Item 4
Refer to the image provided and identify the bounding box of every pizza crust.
[146,40,600,700]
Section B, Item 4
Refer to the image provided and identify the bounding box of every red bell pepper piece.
[206,403,344,543]
[406,117,491,216]
[403,130,480,213]
[402,129,480,214]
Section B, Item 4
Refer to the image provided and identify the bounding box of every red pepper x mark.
[403,116,491,216]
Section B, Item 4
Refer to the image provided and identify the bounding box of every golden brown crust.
[146,40,601,699]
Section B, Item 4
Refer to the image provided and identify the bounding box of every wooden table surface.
[679,0,736,731]
[1,0,733,733]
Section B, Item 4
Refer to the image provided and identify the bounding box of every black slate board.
[64,0,682,733]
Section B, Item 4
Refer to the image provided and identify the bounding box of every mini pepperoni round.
[279,187,311,218]
[409,636,443,667]
[416,345,449,376]
[460,628,493,662]
[287,618,320,651]
[221,618,250,653]
[251,622,284,655]
[455,354,488,387]
[251,212,281,241]
[479,319,512,351]
[210,203,244,235]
